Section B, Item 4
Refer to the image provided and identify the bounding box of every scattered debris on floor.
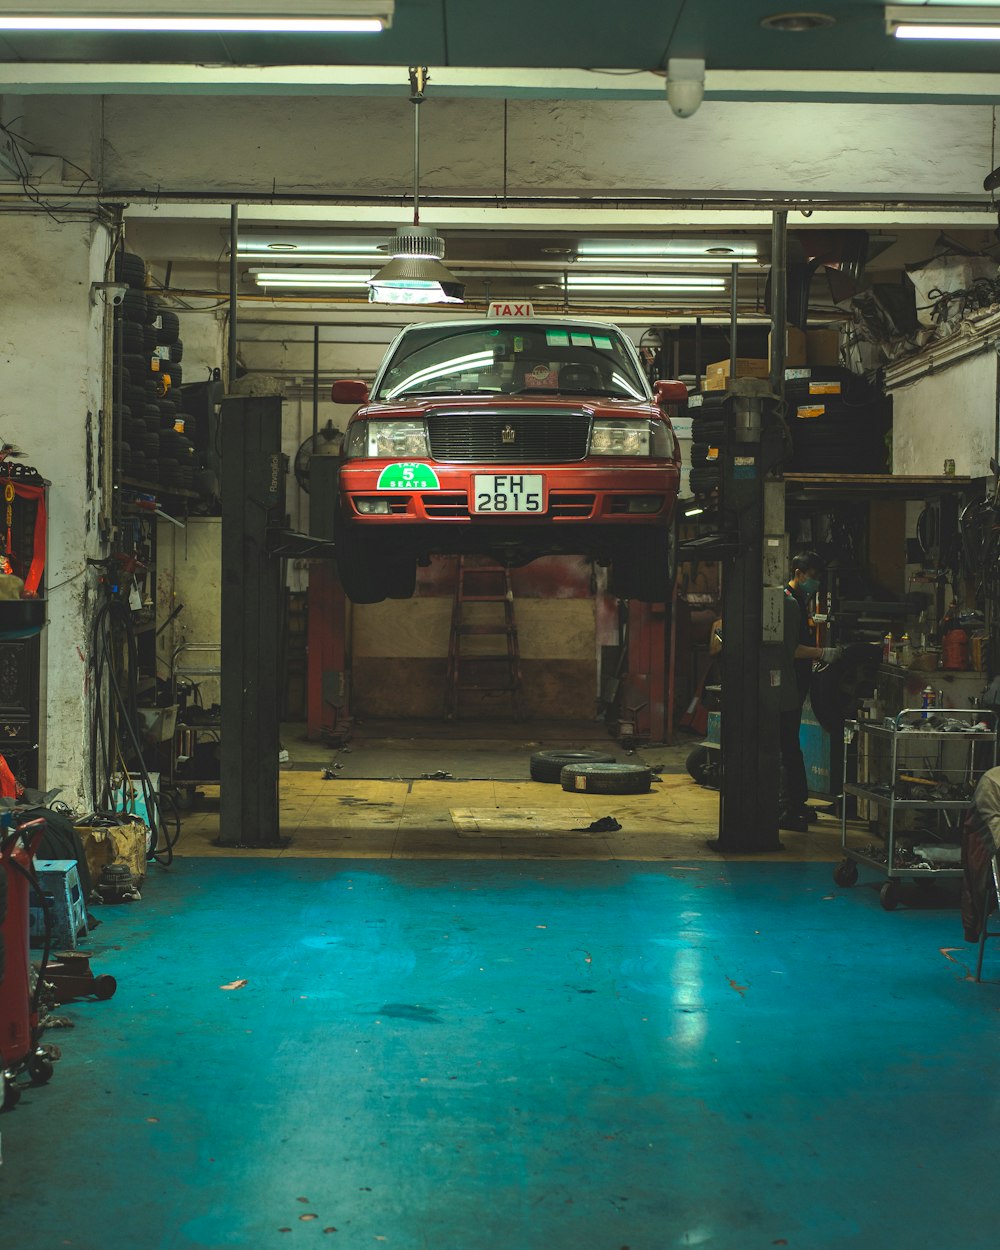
[220,978,248,991]
[420,770,454,780]
[572,816,623,833]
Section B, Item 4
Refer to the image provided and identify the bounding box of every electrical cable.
[88,589,181,866]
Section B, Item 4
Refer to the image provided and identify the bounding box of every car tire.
[612,521,676,603]
[559,762,653,794]
[530,749,616,784]
[336,527,388,604]
[685,744,719,788]
[385,556,417,600]
[154,310,180,346]
[115,250,147,289]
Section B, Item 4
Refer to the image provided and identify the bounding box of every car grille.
[419,491,596,519]
[422,493,469,517]
[426,408,591,463]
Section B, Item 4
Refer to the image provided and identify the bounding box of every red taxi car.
[331,307,684,603]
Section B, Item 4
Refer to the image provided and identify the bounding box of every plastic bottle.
[882,632,893,662]
[900,632,912,667]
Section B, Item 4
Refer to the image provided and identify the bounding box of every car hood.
[352,396,662,422]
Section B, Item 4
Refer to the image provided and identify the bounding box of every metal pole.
[228,203,238,392]
[729,262,739,379]
[769,210,788,402]
[694,316,703,391]
[413,99,420,223]
[312,324,320,442]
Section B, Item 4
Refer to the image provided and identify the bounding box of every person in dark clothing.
[780,551,841,832]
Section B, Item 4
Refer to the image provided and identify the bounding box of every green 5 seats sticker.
[376,462,441,490]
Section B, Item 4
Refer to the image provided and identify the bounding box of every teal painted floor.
[3,858,998,1250]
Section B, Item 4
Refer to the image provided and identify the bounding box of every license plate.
[472,474,545,514]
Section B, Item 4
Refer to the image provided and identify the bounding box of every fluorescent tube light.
[575,257,761,267]
[578,242,758,258]
[566,276,727,290]
[0,0,393,32]
[251,269,374,287]
[886,4,1000,39]
[238,251,384,262]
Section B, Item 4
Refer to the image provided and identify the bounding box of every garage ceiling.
[8,0,996,320]
[4,0,1000,81]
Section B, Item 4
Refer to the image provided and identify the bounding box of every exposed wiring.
[89,590,180,866]
[0,118,96,225]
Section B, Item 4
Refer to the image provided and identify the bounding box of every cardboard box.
[807,329,840,366]
[705,357,770,383]
[76,820,149,888]
[768,327,807,368]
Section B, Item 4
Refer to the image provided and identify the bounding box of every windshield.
[373,322,650,402]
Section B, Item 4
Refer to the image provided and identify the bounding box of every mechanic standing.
[780,551,840,833]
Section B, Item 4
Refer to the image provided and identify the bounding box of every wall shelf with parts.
[0,460,48,790]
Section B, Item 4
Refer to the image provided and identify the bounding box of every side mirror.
[654,379,688,406]
[331,379,369,405]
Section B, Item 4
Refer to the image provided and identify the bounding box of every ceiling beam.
[121,201,998,231]
[4,63,1000,105]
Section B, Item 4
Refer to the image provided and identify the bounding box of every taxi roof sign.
[487,301,535,318]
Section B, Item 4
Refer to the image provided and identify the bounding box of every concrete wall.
[0,213,109,802]
[351,556,598,721]
[890,351,997,476]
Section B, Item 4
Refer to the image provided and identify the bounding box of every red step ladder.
[446,558,523,720]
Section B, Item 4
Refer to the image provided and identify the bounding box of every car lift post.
[706,384,787,852]
[217,395,287,848]
[708,210,789,852]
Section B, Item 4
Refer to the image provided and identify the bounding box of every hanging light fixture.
[368,66,465,305]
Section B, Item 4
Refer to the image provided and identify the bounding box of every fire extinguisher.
[1,817,54,1110]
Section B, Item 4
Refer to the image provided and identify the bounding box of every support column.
[219,395,286,848]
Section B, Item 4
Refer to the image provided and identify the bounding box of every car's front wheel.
[336,527,418,604]
[612,521,677,603]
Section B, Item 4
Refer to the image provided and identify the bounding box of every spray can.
[921,686,935,719]
[883,632,893,662]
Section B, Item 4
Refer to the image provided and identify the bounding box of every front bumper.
[339,459,680,525]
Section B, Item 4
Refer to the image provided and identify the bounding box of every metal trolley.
[835,708,998,910]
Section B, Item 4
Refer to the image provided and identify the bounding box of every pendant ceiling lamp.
[368,66,465,305]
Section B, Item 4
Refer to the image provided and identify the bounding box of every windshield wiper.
[383,387,504,399]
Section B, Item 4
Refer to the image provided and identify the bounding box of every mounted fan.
[294,420,342,494]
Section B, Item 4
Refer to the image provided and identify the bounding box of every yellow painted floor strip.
[175,774,867,862]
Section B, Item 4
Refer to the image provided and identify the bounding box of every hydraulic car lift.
[216,395,335,849]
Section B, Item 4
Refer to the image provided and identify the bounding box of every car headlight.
[590,420,651,457]
[344,419,430,459]
[344,420,369,458]
[367,420,429,459]
[649,419,675,458]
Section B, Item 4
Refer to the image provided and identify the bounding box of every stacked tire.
[111,249,205,493]
[111,252,153,481]
[688,392,729,498]
[785,367,888,473]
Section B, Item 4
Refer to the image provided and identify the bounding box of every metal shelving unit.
[836,709,997,909]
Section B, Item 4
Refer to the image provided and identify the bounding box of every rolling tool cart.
[169,641,222,802]
[835,709,998,909]
[1,817,55,1110]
